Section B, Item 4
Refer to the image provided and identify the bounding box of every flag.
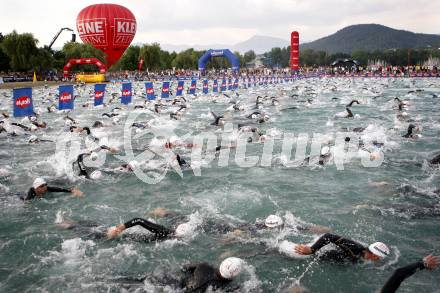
[161,81,170,99]
[189,80,196,95]
[58,85,74,110]
[176,81,184,96]
[202,80,209,94]
[94,84,106,106]
[145,82,155,100]
[13,88,34,117]
[213,80,218,93]
[121,83,132,104]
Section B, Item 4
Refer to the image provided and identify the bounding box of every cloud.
[0,0,438,47]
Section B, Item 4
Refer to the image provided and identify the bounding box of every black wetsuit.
[380,261,426,293]
[76,153,91,178]
[11,123,31,131]
[123,218,172,241]
[176,154,189,167]
[210,112,224,126]
[181,263,236,292]
[22,186,71,201]
[429,154,440,165]
[310,233,366,263]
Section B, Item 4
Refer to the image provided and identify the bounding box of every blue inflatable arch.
[198,49,240,71]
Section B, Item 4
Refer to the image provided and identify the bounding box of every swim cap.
[29,116,37,122]
[30,124,38,131]
[219,257,244,279]
[65,120,72,127]
[265,214,283,228]
[368,242,390,259]
[175,223,191,237]
[33,177,46,189]
[90,152,98,161]
[28,135,38,143]
[112,117,120,124]
[128,160,139,170]
[89,170,102,180]
[321,146,331,156]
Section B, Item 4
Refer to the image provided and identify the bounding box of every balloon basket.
[76,74,106,83]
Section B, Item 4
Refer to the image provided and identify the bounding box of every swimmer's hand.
[295,245,313,255]
[107,224,125,239]
[423,255,439,270]
[109,147,119,154]
[70,188,83,197]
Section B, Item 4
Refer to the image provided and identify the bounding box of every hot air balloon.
[76,4,137,68]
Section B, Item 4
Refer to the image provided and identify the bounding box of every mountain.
[158,35,289,54]
[300,24,440,54]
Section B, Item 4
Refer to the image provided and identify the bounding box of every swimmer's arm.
[123,218,172,236]
[380,261,425,293]
[47,186,83,197]
[381,255,438,293]
[310,233,353,253]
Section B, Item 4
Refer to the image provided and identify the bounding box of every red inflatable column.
[290,31,300,72]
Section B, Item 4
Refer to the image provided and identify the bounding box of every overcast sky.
[1,0,439,47]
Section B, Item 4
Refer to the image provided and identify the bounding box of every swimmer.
[21,177,83,201]
[70,126,100,142]
[179,257,244,292]
[210,111,224,126]
[380,254,438,293]
[92,121,104,128]
[402,124,419,139]
[346,100,360,107]
[223,214,331,238]
[295,233,390,263]
[102,112,119,118]
[10,122,35,132]
[28,135,52,144]
[346,107,354,118]
[116,257,244,292]
[429,153,440,165]
[107,217,192,241]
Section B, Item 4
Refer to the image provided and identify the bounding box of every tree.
[112,45,140,71]
[140,43,162,70]
[1,30,39,71]
[0,33,11,72]
[243,50,256,64]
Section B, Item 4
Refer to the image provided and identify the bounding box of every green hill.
[300,24,440,54]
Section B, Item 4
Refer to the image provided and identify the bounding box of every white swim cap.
[33,177,46,189]
[89,170,102,180]
[175,223,191,237]
[368,242,390,259]
[90,152,98,161]
[112,117,120,124]
[265,214,283,228]
[65,120,72,126]
[321,146,331,156]
[135,128,142,134]
[219,257,244,279]
[30,124,38,131]
[128,160,139,170]
[28,135,38,143]
[29,116,37,122]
